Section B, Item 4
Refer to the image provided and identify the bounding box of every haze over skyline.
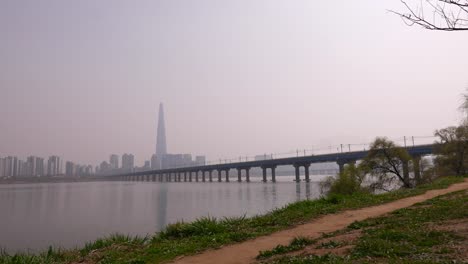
[1,0,467,166]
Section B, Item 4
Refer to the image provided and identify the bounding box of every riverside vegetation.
[256,186,468,263]
[0,176,464,264]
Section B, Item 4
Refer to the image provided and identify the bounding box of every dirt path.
[173,179,468,264]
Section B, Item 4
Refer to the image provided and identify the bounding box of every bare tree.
[391,0,468,31]
[361,137,413,188]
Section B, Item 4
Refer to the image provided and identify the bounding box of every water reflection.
[0,177,325,253]
[156,183,168,230]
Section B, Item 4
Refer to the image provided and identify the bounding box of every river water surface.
[0,176,325,253]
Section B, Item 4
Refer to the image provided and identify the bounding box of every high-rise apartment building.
[27,156,37,176]
[0,157,4,177]
[65,161,75,176]
[47,156,61,176]
[4,156,18,177]
[26,156,45,176]
[122,154,134,172]
[110,154,119,169]
[100,161,110,173]
[18,160,28,177]
[36,157,44,176]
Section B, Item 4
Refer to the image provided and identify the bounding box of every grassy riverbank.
[257,185,468,263]
[0,176,465,264]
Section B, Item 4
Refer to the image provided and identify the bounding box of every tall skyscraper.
[156,103,167,157]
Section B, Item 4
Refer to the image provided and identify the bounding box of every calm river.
[0,176,324,253]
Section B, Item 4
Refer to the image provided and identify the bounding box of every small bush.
[321,164,368,197]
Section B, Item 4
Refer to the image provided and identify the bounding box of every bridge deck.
[111,144,434,178]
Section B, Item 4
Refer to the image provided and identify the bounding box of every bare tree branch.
[391,0,468,30]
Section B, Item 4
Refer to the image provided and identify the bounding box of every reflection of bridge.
[110,144,435,183]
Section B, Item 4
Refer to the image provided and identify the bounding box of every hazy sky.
[1,0,467,166]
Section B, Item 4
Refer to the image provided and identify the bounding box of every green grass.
[263,185,468,263]
[0,176,464,264]
[257,237,317,260]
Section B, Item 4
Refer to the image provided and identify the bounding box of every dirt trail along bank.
[173,179,468,264]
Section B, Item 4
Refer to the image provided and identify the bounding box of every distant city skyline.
[1,1,467,167]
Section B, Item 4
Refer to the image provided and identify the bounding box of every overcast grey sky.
[1,0,467,166]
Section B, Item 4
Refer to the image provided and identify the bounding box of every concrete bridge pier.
[209,170,213,182]
[195,171,199,182]
[262,167,267,182]
[337,160,356,174]
[189,171,193,182]
[338,161,345,175]
[202,171,206,182]
[294,165,300,182]
[262,166,276,182]
[304,164,310,182]
[183,172,187,182]
[235,168,250,182]
[225,169,230,182]
[271,166,276,182]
